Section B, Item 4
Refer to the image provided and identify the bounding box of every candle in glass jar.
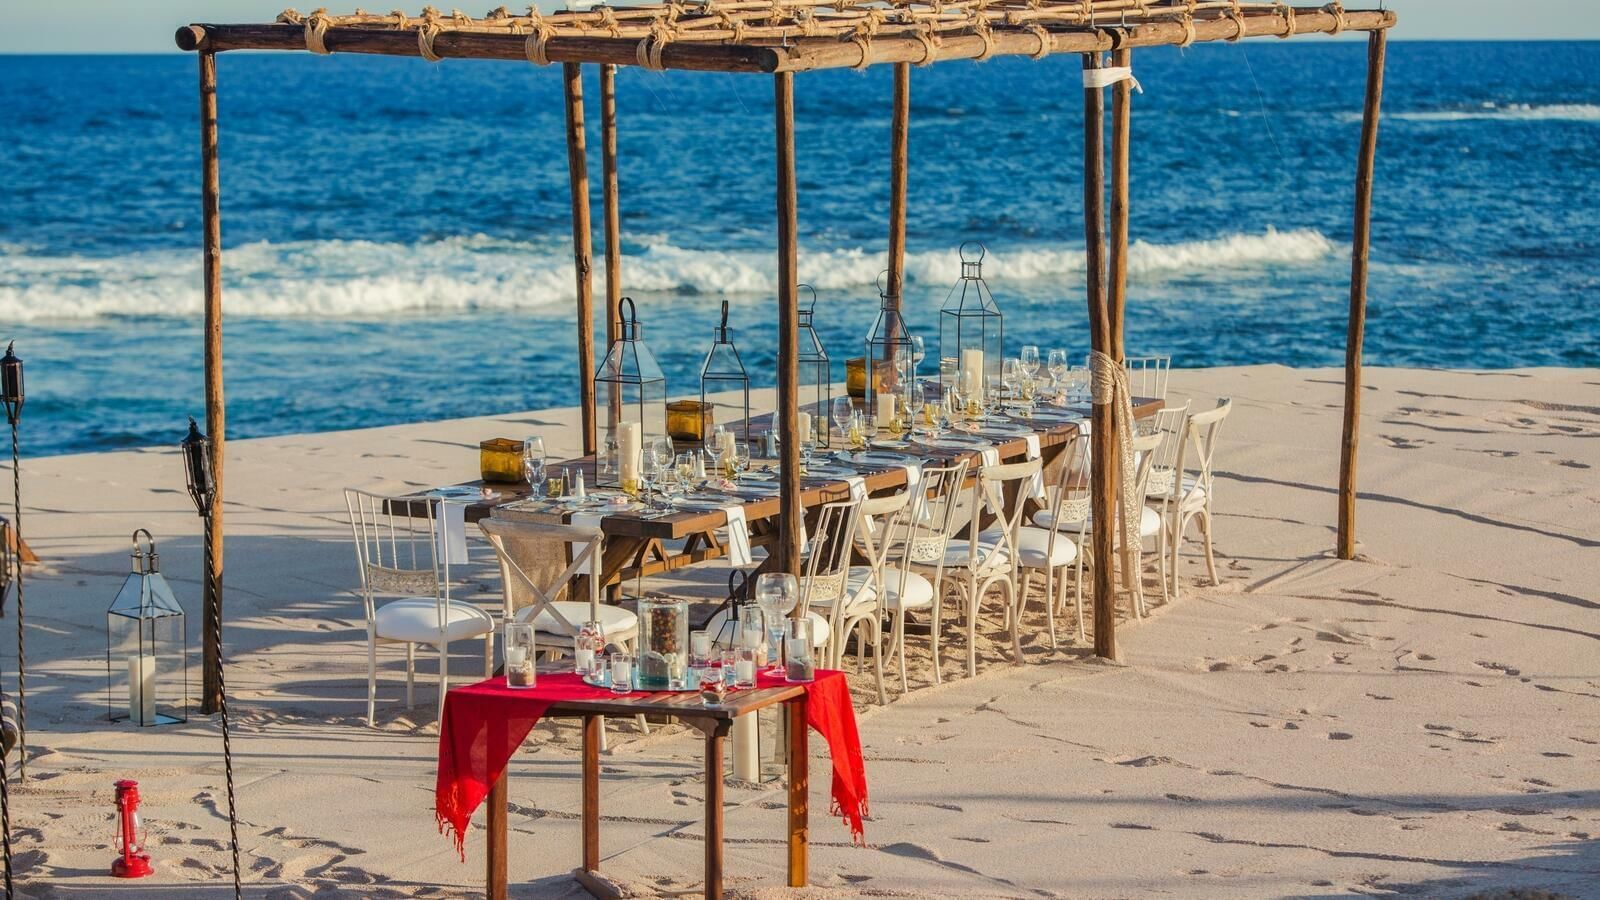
[796,411,812,441]
[961,348,984,398]
[735,657,755,685]
[575,646,595,674]
[876,394,895,430]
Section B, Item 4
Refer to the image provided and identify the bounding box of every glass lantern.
[594,297,667,490]
[699,300,751,440]
[107,530,188,727]
[637,597,690,690]
[796,284,832,448]
[864,270,915,410]
[939,241,1004,398]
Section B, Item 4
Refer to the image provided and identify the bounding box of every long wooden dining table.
[394,399,1162,594]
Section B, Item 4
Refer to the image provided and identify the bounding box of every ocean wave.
[1376,103,1600,123]
[0,228,1336,322]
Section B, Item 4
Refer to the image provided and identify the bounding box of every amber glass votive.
[667,400,713,443]
[479,438,524,483]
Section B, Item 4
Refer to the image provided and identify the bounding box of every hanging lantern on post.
[594,297,667,491]
[1,341,22,428]
[699,301,751,440]
[796,284,832,448]
[938,241,1004,400]
[863,271,914,413]
[2,340,28,778]
[106,530,188,727]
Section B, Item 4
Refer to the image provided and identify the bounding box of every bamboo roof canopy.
[174,1,1394,676]
[177,2,1394,71]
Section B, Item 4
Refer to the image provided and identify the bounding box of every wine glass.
[755,573,799,675]
[731,441,752,486]
[523,436,547,496]
[909,334,926,376]
[1048,349,1068,394]
[831,397,853,445]
[1001,359,1021,407]
[638,451,659,502]
[905,384,926,435]
[1020,345,1040,381]
[799,431,816,475]
[706,426,727,480]
[652,436,674,474]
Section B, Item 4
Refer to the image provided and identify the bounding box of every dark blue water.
[3,41,1597,455]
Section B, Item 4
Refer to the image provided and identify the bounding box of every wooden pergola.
[176,1,1395,713]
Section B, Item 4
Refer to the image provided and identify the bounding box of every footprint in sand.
[1327,732,1354,741]
[1475,660,1522,676]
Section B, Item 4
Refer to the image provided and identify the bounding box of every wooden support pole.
[886,62,910,308]
[774,71,803,578]
[199,50,227,715]
[1107,47,1132,360]
[564,63,598,456]
[600,64,623,349]
[1082,52,1119,662]
[1338,28,1387,560]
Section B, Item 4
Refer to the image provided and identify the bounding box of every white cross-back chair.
[843,491,911,704]
[1012,431,1090,648]
[1164,398,1233,602]
[1124,355,1172,402]
[345,488,495,727]
[899,460,970,685]
[801,496,877,686]
[478,517,645,744]
[1144,402,1191,605]
[941,457,1039,676]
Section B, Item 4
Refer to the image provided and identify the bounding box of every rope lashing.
[524,24,555,64]
[275,8,304,25]
[1177,13,1195,47]
[852,32,874,69]
[637,26,672,70]
[1226,3,1248,41]
[304,10,333,54]
[418,22,443,61]
[1089,350,1142,614]
[974,18,996,62]
[1027,22,1051,59]
[914,26,941,65]
[1323,1,1348,35]
[1274,1,1295,36]
[390,9,410,29]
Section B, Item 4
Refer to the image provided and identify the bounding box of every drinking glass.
[523,436,547,494]
[909,334,926,374]
[730,442,752,485]
[832,397,853,444]
[609,653,634,694]
[674,452,696,494]
[1020,345,1040,381]
[1002,357,1022,400]
[755,573,798,675]
[905,387,926,436]
[504,623,537,689]
[733,646,759,689]
[705,433,726,482]
[784,618,816,683]
[575,619,605,676]
[1070,365,1090,404]
[1048,349,1068,393]
[799,434,816,475]
[638,451,659,501]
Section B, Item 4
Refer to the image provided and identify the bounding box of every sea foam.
[1379,103,1600,123]
[0,228,1335,322]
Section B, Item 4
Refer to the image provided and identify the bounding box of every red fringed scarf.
[434,670,869,859]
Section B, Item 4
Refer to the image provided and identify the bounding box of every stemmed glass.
[1048,349,1068,396]
[523,436,547,496]
[831,397,853,446]
[909,335,926,381]
[638,451,660,502]
[799,431,816,475]
[755,573,799,676]
[730,442,752,486]
[1002,359,1022,412]
[1069,365,1090,404]
[706,425,728,480]
[1020,346,1040,383]
[905,383,926,436]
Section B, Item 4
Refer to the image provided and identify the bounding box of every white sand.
[6,365,1598,898]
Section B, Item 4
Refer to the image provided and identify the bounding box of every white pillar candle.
[505,645,528,668]
[720,430,737,457]
[128,655,156,724]
[731,715,759,781]
[574,647,596,673]
[796,411,812,441]
[961,348,984,397]
[617,422,642,486]
[735,658,756,684]
[876,394,896,428]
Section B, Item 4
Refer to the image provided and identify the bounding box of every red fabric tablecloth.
[434,670,868,858]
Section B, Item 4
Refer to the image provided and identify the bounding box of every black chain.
[202,522,241,899]
[0,671,12,899]
[8,426,22,782]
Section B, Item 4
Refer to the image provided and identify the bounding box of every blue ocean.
[3,41,1597,456]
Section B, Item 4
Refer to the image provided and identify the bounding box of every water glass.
[574,619,605,676]
[1020,345,1040,380]
[608,653,634,694]
[1047,349,1068,392]
[755,573,798,673]
[832,397,854,443]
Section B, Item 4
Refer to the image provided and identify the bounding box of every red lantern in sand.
[111,779,154,878]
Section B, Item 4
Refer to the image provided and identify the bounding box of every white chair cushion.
[848,566,935,610]
[1033,505,1160,539]
[374,598,494,645]
[813,570,877,614]
[703,608,831,649]
[999,527,1078,569]
[937,536,1010,572]
[514,601,637,639]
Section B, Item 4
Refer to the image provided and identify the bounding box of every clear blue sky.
[3,1,1596,53]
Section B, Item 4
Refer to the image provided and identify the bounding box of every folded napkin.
[722,505,754,566]
[435,499,470,567]
[899,462,929,523]
[1023,434,1047,502]
[978,446,1000,470]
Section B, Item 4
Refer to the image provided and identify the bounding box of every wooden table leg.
[487,770,508,900]
[705,726,726,900]
[786,697,809,888]
[582,714,601,873]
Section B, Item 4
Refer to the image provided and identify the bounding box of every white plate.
[856,450,918,466]
[914,436,987,451]
[975,423,1032,438]
[802,464,858,479]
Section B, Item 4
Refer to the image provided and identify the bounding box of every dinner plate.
[974,422,1032,438]
[672,497,731,512]
[855,450,919,466]
[869,438,912,450]
[428,486,483,499]
[801,463,858,479]
[913,435,987,451]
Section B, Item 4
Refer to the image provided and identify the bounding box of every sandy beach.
[6,364,1598,899]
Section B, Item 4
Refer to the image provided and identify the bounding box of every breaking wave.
[0,228,1336,322]
[1381,103,1600,123]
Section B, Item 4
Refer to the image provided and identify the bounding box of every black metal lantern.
[181,417,215,517]
[939,241,1004,399]
[796,284,832,448]
[699,301,751,439]
[864,271,915,412]
[594,297,667,490]
[107,530,188,727]
[0,341,21,427]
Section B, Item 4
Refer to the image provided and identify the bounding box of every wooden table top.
[402,398,1161,540]
[539,682,807,722]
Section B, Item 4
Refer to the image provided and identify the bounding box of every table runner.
[434,670,869,859]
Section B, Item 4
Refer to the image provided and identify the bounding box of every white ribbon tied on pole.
[1082,66,1143,92]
